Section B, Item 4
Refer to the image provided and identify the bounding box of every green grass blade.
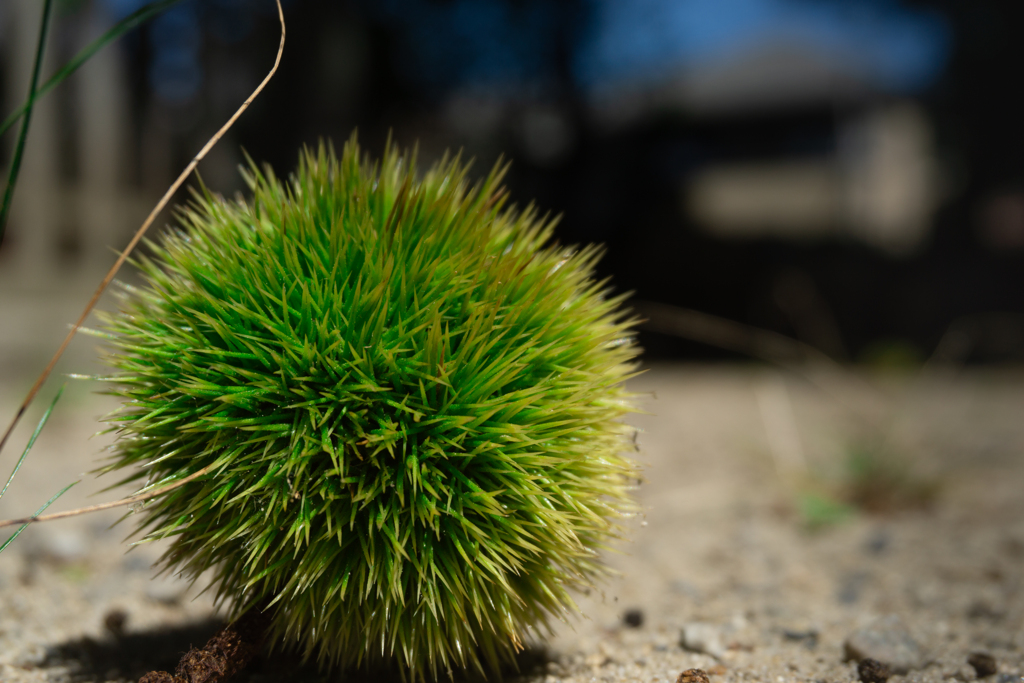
[0,0,54,245]
[0,385,65,501]
[0,480,79,555]
[0,0,186,245]
[0,0,184,140]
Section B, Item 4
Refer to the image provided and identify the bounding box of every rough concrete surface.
[1,310,1022,683]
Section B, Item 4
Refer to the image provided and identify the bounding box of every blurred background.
[2,0,1024,367]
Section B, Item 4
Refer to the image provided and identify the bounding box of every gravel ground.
[1,360,1022,683]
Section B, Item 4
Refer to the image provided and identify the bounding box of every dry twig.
[0,463,215,530]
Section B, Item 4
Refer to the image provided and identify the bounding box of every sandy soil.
[1,362,1022,683]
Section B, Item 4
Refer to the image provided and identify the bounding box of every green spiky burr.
[98,136,639,680]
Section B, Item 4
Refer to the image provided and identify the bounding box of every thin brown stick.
[633,299,885,411]
[0,463,215,530]
[0,0,286,461]
[633,300,839,367]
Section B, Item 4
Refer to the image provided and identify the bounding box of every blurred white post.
[4,0,61,284]
[840,103,938,255]
[77,1,131,271]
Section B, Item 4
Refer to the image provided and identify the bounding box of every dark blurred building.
[2,0,1024,362]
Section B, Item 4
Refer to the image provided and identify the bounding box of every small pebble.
[681,623,726,659]
[838,571,869,604]
[783,627,819,649]
[844,614,925,673]
[865,529,891,555]
[859,658,892,683]
[103,609,128,638]
[623,608,644,628]
[1002,536,1024,558]
[967,601,1006,621]
[678,668,711,683]
[968,653,998,678]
